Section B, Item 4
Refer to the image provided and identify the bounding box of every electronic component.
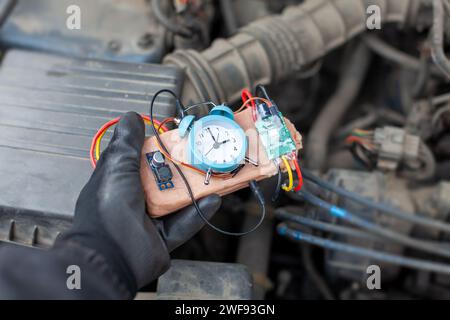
[373,126,420,170]
[255,111,297,160]
[256,102,271,119]
[146,151,174,191]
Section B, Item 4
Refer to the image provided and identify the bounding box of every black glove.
[57,112,221,296]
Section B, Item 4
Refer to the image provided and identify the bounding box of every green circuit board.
[255,113,296,160]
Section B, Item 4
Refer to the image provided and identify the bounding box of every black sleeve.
[0,241,133,300]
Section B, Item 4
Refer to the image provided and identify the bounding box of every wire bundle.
[280,155,303,192]
[89,86,303,235]
[90,115,168,168]
[276,169,450,275]
[90,88,278,236]
[345,129,377,169]
[147,89,268,236]
[345,129,375,149]
[241,86,304,194]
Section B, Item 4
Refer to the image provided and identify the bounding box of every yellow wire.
[281,156,294,192]
[95,119,163,161]
[95,130,107,161]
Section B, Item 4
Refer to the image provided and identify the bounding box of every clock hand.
[206,127,217,142]
[205,146,215,156]
[219,139,230,145]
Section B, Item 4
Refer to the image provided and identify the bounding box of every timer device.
[91,86,302,236]
[178,105,248,184]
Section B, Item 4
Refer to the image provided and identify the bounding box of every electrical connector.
[373,126,420,171]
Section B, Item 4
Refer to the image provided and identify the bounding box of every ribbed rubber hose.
[164,0,419,104]
[431,0,450,79]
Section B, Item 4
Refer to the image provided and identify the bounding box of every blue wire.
[302,168,450,233]
[298,189,450,259]
[275,208,381,242]
[277,223,450,275]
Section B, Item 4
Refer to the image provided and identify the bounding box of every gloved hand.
[58,112,221,295]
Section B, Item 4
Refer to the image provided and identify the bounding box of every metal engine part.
[321,169,415,284]
[156,259,253,300]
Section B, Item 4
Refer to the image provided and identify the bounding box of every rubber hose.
[305,41,372,171]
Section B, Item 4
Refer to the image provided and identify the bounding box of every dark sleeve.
[0,241,133,300]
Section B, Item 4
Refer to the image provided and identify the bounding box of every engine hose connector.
[164,0,420,105]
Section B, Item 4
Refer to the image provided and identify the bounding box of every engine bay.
[0,0,450,300]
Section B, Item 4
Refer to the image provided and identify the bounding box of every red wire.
[89,115,167,168]
[241,89,257,121]
[157,117,175,132]
[241,89,255,108]
[293,157,303,192]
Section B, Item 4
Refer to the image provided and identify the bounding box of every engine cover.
[0,50,183,247]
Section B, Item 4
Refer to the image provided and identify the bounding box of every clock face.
[194,124,244,165]
[187,113,247,173]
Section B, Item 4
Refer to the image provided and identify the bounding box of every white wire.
[184,101,217,113]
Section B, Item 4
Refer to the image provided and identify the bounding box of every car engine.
[0,0,450,300]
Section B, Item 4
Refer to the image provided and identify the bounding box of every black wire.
[349,143,375,170]
[255,84,271,101]
[219,0,238,36]
[150,0,194,38]
[254,85,283,203]
[300,244,335,300]
[148,88,186,119]
[149,89,265,236]
[272,164,282,202]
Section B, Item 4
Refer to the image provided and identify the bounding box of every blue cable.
[302,168,450,233]
[275,208,381,242]
[299,189,450,259]
[277,223,450,275]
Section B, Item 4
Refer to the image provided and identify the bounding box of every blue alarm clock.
[178,105,248,180]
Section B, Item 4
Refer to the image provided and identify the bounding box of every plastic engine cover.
[0,50,183,247]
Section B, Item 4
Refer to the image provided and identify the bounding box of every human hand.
[59,112,221,293]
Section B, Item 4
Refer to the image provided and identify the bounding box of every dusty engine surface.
[0,0,450,300]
